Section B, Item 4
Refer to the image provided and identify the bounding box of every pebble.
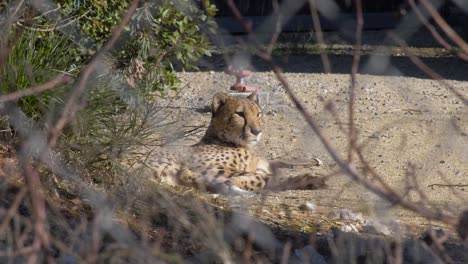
[332,208,363,222]
[299,202,317,212]
[341,223,360,232]
[370,132,381,139]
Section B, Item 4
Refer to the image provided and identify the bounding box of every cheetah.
[144,92,322,195]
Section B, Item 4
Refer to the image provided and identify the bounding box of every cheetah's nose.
[251,127,262,136]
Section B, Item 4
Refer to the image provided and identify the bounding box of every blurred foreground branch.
[419,0,468,55]
[20,162,54,263]
[0,74,73,103]
[389,32,467,105]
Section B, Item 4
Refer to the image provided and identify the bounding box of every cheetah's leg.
[265,173,327,191]
[269,158,322,171]
[226,173,267,191]
[265,158,324,190]
[203,169,268,195]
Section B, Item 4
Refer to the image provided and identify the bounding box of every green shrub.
[0,26,79,121]
[55,0,217,94]
[118,0,217,94]
[57,0,131,48]
[1,0,217,184]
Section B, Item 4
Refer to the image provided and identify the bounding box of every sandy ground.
[155,51,467,235]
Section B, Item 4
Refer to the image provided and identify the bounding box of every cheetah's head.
[203,92,262,147]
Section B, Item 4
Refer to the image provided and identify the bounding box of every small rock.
[341,223,360,232]
[362,218,392,236]
[332,209,363,222]
[299,202,317,212]
[292,129,303,134]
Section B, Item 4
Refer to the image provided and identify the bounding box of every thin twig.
[266,0,282,55]
[15,10,91,32]
[87,213,102,264]
[408,0,468,61]
[21,162,54,263]
[308,0,331,73]
[427,227,454,263]
[428,183,468,188]
[0,74,73,103]
[391,225,403,264]
[14,6,61,22]
[0,245,36,257]
[280,241,292,264]
[0,0,25,69]
[389,32,467,105]
[347,0,363,162]
[419,0,468,55]
[0,186,27,234]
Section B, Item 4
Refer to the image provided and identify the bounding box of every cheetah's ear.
[247,92,259,104]
[212,92,230,114]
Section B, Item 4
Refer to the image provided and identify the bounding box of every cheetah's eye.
[257,112,262,118]
[235,112,245,118]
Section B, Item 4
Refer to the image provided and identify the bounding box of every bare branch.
[0,0,25,69]
[419,0,468,55]
[15,10,92,32]
[0,186,27,234]
[389,32,467,105]
[428,183,468,188]
[308,0,331,73]
[266,0,282,55]
[347,0,363,162]
[20,162,54,263]
[0,74,73,103]
[408,0,468,61]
